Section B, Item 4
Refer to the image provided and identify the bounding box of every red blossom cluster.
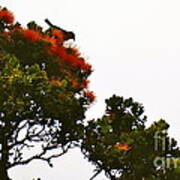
[84,91,96,103]
[52,46,92,71]
[81,79,89,89]
[51,29,64,43]
[19,28,92,72]
[21,29,42,42]
[20,24,94,101]
[0,7,95,104]
[0,9,14,24]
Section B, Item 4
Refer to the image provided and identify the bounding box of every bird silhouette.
[44,19,75,41]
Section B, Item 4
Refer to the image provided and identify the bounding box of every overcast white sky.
[1,0,180,179]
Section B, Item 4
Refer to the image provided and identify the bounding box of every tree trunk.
[0,162,10,180]
[0,131,10,180]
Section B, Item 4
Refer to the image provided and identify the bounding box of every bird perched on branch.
[44,18,75,42]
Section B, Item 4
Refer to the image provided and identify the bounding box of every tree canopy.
[0,6,179,180]
[81,95,180,180]
[0,7,94,180]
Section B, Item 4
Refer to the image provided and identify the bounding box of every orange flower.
[84,91,96,103]
[43,35,57,48]
[76,58,92,72]
[49,44,92,72]
[53,46,68,60]
[66,54,79,67]
[21,29,41,42]
[0,9,14,24]
[80,79,89,89]
[52,29,64,44]
[70,78,79,88]
[50,79,62,87]
[114,143,132,151]
[66,47,80,57]
[80,62,92,71]
[52,29,63,38]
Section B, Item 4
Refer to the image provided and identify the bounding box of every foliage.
[81,95,180,180]
[0,6,179,180]
[0,7,94,180]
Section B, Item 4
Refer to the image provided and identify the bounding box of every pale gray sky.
[1,0,180,179]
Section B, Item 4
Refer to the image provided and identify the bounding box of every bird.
[44,19,75,41]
